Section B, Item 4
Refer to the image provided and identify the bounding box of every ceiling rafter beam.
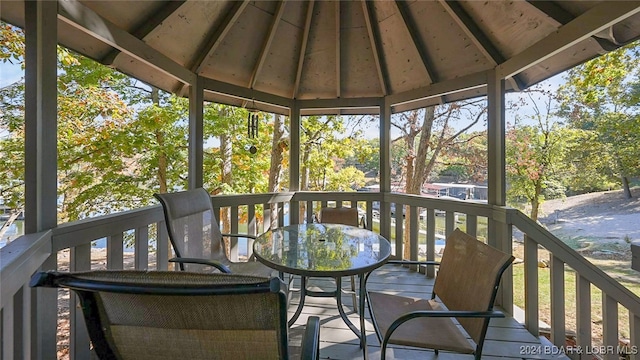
[58,0,195,84]
[102,1,186,65]
[249,1,286,89]
[203,78,294,109]
[387,70,486,108]
[525,0,619,51]
[362,0,389,96]
[394,0,436,84]
[190,0,249,74]
[498,1,640,79]
[293,0,315,99]
[335,1,341,98]
[439,0,525,90]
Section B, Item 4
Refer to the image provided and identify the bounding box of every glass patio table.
[253,223,391,358]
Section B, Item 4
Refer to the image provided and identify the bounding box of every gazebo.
[2,1,640,359]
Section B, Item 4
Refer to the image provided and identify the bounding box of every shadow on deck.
[287,263,568,360]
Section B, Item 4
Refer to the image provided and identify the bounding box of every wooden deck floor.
[287,263,568,360]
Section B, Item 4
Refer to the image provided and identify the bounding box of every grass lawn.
[512,243,640,345]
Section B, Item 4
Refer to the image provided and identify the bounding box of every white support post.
[189,75,204,190]
[289,103,300,225]
[24,2,58,358]
[486,68,512,310]
[380,97,391,242]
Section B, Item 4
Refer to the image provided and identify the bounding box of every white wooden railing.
[1,191,638,359]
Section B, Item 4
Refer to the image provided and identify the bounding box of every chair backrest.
[433,229,514,346]
[154,188,226,271]
[31,271,289,359]
[318,207,359,227]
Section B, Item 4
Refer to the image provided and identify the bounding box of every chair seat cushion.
[368,291,475,354]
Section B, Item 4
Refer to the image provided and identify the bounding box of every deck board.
[287,264,569,360]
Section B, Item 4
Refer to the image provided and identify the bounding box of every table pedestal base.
[288,275,369,359]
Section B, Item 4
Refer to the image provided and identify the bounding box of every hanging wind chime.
[245,104,259,154]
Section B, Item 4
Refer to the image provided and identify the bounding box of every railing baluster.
[107,233,124,270]
[2,293,15,359]
[230,206,239,261]
[70,244,91,359]
[524,235,539,336]
[135,226,149,270]
[248,204,256,258]
[602,295,619,360]
[394,203,403,259]
[630,313,640,360]
[409,206,418,264]
[550,255,566,347]
[445,211,455,235]
[576,275,592,353]
[306,200,314,223]
[466,214,477,237]
[34,253,57,360]
[156,221,170,270]
[426,208,436,278]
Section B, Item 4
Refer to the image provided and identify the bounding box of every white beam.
[249,1,285,89]
[297,97,383,110]
[24,0,57,233]
[203,78,294,109]
[386,71,486,107]
[498,1,640,78]
[57,0,195,84]
[188,76,204,190]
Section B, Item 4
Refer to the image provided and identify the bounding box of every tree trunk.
[220,123,233,256]
[403,107,436,260]
[151,88,168,193]
[622,175,632,199]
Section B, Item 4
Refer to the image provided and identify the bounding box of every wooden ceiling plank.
[362,0,389,96]
[58,0,195,84]
[190,0,250,74]
[439,0,526,90]
[102,1,186,65]
[394,0,436,84]
[249,1,286,89]
[335,0,341,98]
[525,0,619,51]
[499,1,640,78]
[293,0,315,99]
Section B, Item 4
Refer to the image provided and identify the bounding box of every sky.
[0,60,23,88]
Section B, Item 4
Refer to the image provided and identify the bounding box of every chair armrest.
[221,233,257,240]
[169,258,232,273]
[301,316,321,360]
[386,260,440,266]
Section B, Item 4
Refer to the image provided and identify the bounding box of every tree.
[391,101,486,259]
[506,86,575,221]
[558,42,640,198]
[299,115,366,192]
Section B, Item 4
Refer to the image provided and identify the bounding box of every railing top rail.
[51,206,164,252]
[511,210,640,315]
[1,230,52,308]
[385,192,494,217]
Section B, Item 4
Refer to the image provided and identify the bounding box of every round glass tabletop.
[253,223,392,277]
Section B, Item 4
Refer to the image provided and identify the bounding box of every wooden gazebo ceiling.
[3,0,640,115]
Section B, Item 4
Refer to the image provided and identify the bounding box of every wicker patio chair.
[366,228,515,360]
[30,271,320,360]
[154,188,275,277]
[317,206,361,311]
